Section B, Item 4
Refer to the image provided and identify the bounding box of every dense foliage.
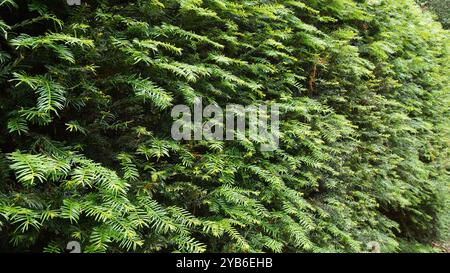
[0,0,448,253]
[416,0,449,28]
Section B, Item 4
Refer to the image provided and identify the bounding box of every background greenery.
[0,0,448,253]
[416,0,449,28]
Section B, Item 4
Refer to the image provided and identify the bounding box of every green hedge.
[0,0,448,252]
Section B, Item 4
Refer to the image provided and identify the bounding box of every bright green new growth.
[0,0,448,252]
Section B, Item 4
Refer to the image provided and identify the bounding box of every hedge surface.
[0,0,448,252]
